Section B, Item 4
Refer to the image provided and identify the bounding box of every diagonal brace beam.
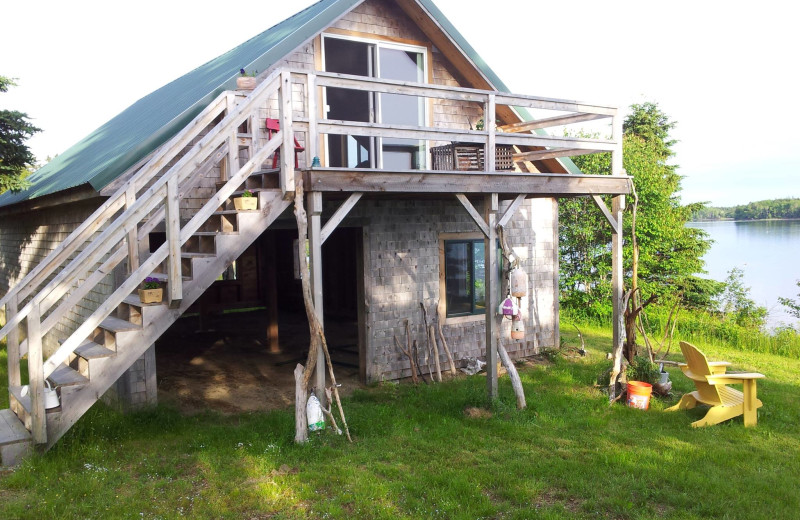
[497,194,527,229]
[455,193,489,237]
[320,193,363,244]
[592,195,620,235]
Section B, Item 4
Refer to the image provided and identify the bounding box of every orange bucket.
[627,381,653,410]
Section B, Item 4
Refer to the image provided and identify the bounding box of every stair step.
[193,231,237,236]
[99,316,141,333]
[49,364,89,387]
[0,409,30,446]
[214,209,258,215]
[181,252,216,259]
[74,340,115,360]
[147,272,192,283]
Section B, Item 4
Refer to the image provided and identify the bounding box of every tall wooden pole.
[610,110,626,399]
[485,193,499,401]
[308,191,326,405]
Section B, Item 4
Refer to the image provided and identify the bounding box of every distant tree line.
[692,198,800,221]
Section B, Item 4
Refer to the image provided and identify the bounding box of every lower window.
[444,239,492,317]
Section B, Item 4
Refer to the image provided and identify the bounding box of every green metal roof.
[0,0,578,209]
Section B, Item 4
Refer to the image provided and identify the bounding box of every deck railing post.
[486,94,496,172]
[6,294,21,389]
[125,184,140,274]
[165,177,183,307]
[27,301,47,445]
[280,70,295,196]
[306,73,318,166]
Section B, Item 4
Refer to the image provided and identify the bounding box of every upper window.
[321,34,428,169]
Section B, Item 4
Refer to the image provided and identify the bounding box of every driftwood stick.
[321,387,342,435]
[294,363,308,443]
[429,325,442,382]
[394,334,418,384]
[437,322,457,376]
[293,181,351,442]
[412,339,429,384]
[497,344,526,409]
[420,302,435,379]
[317,323,352,442]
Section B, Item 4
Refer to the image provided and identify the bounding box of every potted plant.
[234,189,257,210]
[139,277,163,304]
[236,68,257,90]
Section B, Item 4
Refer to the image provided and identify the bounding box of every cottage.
[0,0,629,464]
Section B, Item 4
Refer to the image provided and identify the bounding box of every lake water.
[687,220,800,329]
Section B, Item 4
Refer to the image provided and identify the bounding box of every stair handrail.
[0,67,285,345]
[41,115,286,379]
[0,92,232,314]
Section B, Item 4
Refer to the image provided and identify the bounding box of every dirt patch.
[155,310,363,415]
[464,407,493,419]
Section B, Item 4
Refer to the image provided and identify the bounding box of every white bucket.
[20,380,60,409]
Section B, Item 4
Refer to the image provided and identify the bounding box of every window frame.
[439,233,502,323]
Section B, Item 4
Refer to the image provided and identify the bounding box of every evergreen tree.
[1,76,40,193]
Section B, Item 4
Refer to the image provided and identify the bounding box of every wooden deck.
[305,168,631,197]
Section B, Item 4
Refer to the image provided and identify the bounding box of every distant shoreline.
[689,217,800,223]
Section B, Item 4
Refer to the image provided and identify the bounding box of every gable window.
[443,238,502,318]
[321,34,428,169]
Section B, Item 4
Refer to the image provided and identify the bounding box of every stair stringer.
[45,193,293,449]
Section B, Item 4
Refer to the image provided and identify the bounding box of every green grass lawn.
[1,325,799,519]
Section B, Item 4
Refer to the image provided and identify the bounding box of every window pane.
[445,242,471,316]
[472,241,486,311]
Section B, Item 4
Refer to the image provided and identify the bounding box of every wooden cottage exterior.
[0,0,629,464]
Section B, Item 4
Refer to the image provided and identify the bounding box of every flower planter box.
[138,288,163,304]
[234,197,257,210]
[236,76,257,90]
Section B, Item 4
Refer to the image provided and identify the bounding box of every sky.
[3,0,798,207]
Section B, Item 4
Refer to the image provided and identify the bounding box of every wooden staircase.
[0,68,299,465]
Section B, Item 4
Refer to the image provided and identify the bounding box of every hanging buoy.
[497,296,519,318]
[509,267,528,298]
[511,315,525,340]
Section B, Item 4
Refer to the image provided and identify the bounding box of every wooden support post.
[6,295,21,388]
[27,302,46,445]
[486,94,496,172]
[308,191,326,403]
[125,184,139,274]
[265,233,280,353]
[485,193,499,401]
[609,109,625,397]
[280,70,295,196]
[165,178,183,308]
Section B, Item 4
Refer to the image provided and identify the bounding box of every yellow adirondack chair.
[666,341,764,427]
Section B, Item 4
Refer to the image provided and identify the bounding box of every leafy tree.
[559,102,713,320]
[1,76,40,194]
[718,267,767,328]
[778,281,800,319]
